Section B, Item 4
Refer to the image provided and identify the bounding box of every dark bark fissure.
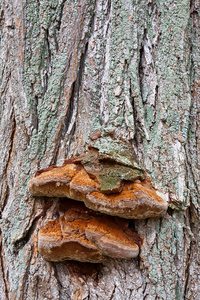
[1,113,16,212]
[62,42,89,137]
[0,69,11,97]
[1,180,9,216]
[130,80,143,155]
[151,84,158,129]
[167,207,174,216]
[129,80,137,131]
[142,280,148,299]
[190,0,199,15]
[103,0,111,25]
[53,265,64,290]
[0,230,9,300]
[184,239,192,299]
[54,0,65,52]
[0,8,5,34]
[32,95,39,132]
[62,79,76,137]
[109,284,116,300]
[138,29,147,103]
[155,218,162,250]
[129,28,154,150]
[42,29,51,96]
[184,245,192,296]
[13,214,39,253]
[122,59,130,133]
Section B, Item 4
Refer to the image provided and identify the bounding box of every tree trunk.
[0,0,200,299]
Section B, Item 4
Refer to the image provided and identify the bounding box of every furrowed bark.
[0,0,199,299]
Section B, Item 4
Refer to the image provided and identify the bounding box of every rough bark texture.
[0,0,200,299]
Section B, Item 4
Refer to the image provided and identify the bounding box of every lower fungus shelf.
[38,200,142,263]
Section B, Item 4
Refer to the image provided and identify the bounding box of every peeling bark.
[0,0,200,299]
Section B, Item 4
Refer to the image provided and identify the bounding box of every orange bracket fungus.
[38,200,142,263]
[28,138,168,263]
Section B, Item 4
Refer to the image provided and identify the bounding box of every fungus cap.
[85,182,168,219]
[28,161,168,219]
[38,201,140,262]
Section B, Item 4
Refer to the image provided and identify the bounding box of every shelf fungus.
[38,201,142,263]
[28,144,168,262]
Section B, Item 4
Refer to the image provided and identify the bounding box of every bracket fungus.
[28,142,168,263]
[38,201,142,263]
[28,148,168,219]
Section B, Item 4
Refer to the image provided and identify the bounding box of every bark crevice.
[13,215,39,252]
[62,42,89,138]
[0,230,9,300]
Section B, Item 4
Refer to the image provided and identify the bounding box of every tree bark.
[0,0,200,299]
